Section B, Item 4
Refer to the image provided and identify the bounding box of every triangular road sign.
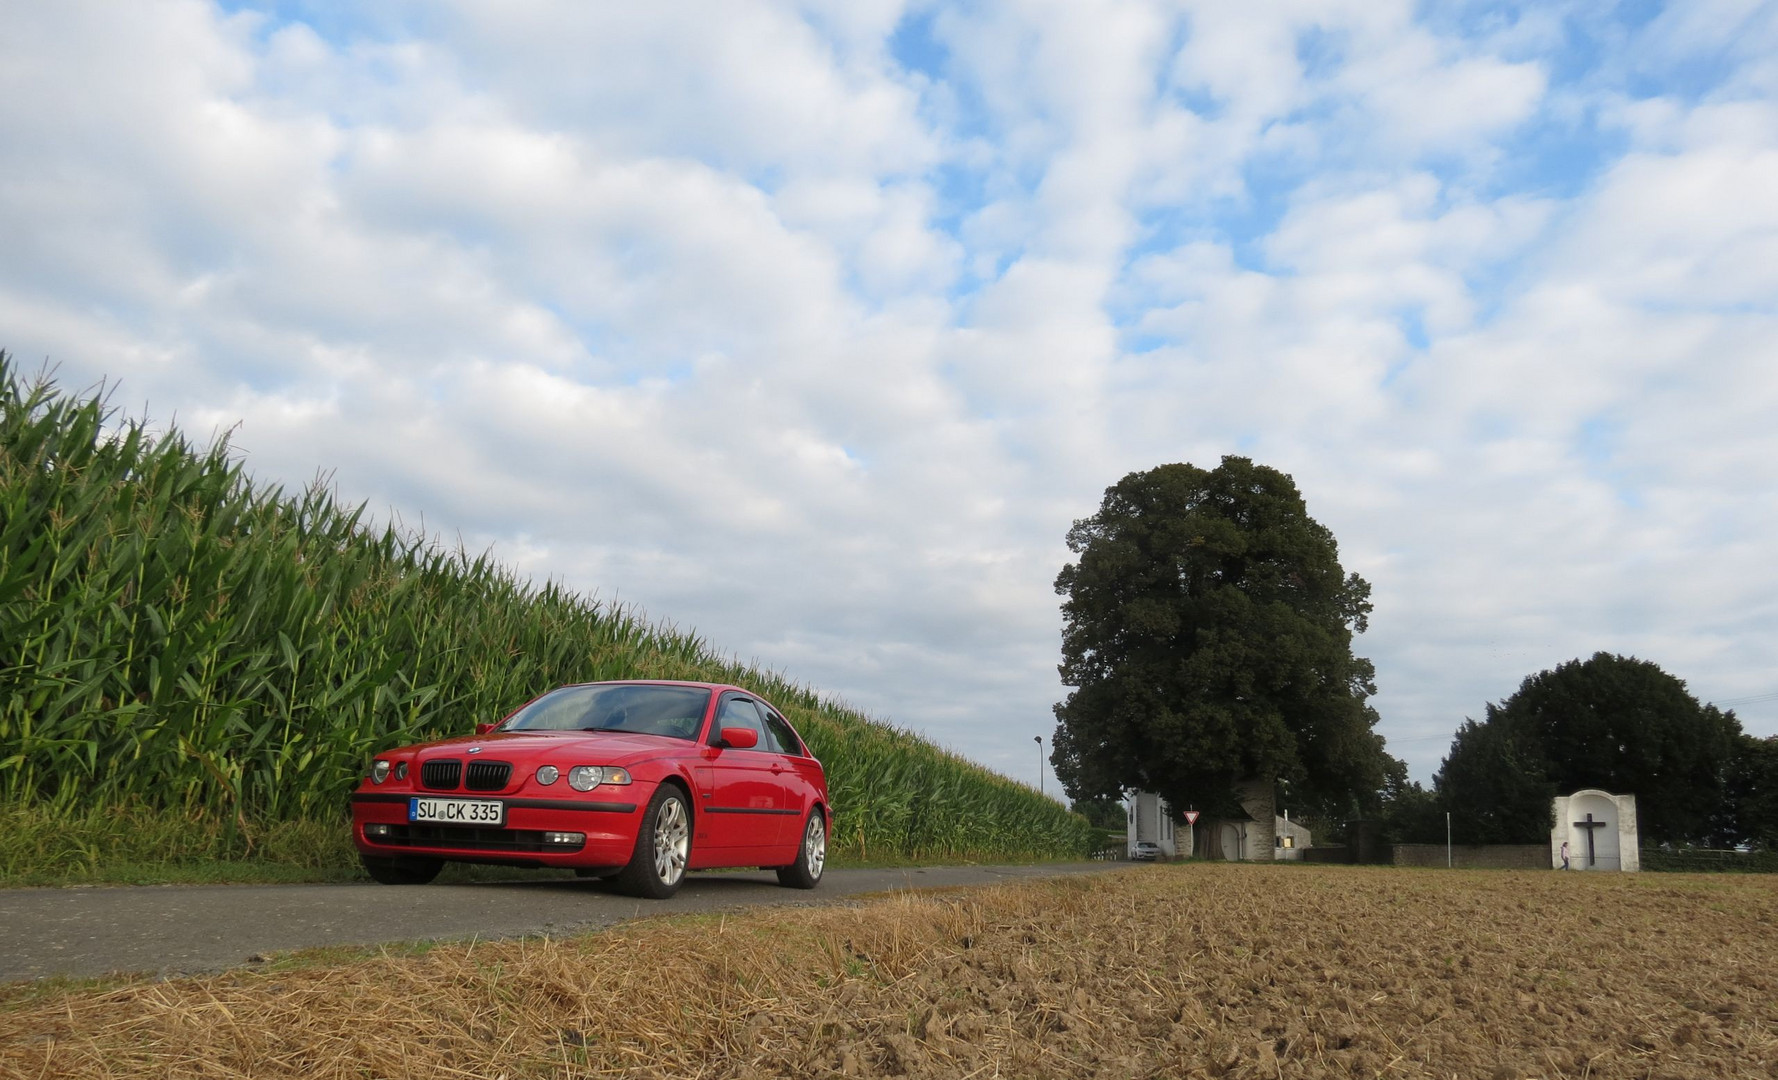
[1183,810,1200,825]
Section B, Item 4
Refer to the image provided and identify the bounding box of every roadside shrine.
[1550,789,1640,871]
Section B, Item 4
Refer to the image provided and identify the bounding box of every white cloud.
[429,0,937,178]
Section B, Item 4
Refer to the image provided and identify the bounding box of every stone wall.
[1298,843,1564,869]
[1391,844,1548,869]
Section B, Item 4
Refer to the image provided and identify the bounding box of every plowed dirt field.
[2,863,1774,1078]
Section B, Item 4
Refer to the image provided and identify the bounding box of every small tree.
[1069,795,1128,833]
[1051,457,1387,820]
[1378,756,1445,844]
[1719,734,1778,850]
[1433,717,1557,843]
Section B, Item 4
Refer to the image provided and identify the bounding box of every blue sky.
[4,0,1777,792]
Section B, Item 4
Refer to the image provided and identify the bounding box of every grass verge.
[4,864,1775,1078]
[0,802,353,887]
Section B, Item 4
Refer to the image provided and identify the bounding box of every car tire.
[776,808,826,890]
[360,853,444,885]
[616,784,691,899]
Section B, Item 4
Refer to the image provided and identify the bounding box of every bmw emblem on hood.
[467,746,483,754]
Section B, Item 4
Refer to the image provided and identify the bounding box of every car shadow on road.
[448,871,791,896]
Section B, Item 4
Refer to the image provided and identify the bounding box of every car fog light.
[568,765,601,791]
[394,761,408,780]
[543,831,586,845]
[371,760,390,784]
[364,823,391,838]
[535,765,559,786]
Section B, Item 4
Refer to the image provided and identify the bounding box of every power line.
[1714,690,1778,708]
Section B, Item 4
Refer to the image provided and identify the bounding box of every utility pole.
[1446,812,1452,868]
[1034,735,1044,795]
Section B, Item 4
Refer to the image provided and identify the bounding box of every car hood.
[412,729,694,765]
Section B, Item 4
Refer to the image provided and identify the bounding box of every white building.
[1126,791,1180,857]
[1273,813,1312,860]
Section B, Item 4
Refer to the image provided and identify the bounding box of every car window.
[711,695,770,749]
[503,684,711,740]
[760,707,803,757]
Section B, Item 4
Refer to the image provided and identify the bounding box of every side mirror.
[719,726,759,749]
[475,722,497,735]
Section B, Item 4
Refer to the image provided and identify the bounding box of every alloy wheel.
[653,796,689,885]
[804,813,826,879]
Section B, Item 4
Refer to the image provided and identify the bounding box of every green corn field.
[0,355,1093,872]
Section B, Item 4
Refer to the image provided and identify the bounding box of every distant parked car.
[350,681,830,899]
[1131,841,1162,861]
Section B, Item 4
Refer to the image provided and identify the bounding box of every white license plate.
[409,797,505,826]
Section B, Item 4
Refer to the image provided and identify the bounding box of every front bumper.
[350,786,648,866]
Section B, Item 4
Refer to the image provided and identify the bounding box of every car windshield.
[501,684,712,740]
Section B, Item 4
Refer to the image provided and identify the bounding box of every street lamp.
[1034,735,1044,795]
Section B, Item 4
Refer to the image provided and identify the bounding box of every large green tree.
[1434,653,1742,844]
[1050,457,1387,818]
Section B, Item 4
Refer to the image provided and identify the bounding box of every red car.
[350,680,829,898]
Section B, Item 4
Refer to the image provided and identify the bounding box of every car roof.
[557,679,737,692]
[552,679,785,701]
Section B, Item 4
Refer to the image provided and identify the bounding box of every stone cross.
[1574,812,1607,867]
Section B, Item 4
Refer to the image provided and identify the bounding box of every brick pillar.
[1235,777,1276,861]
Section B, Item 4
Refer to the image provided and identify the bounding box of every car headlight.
[394,761,408,781]
[371,759,390,784]
[567,766,634,791]
[535,765,559,786]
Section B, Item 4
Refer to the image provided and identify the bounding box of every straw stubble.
[2,864,1773,1079]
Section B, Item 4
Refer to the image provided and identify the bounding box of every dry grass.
[2,864,1774,1079]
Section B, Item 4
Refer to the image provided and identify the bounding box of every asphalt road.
[0,863,1124,983]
